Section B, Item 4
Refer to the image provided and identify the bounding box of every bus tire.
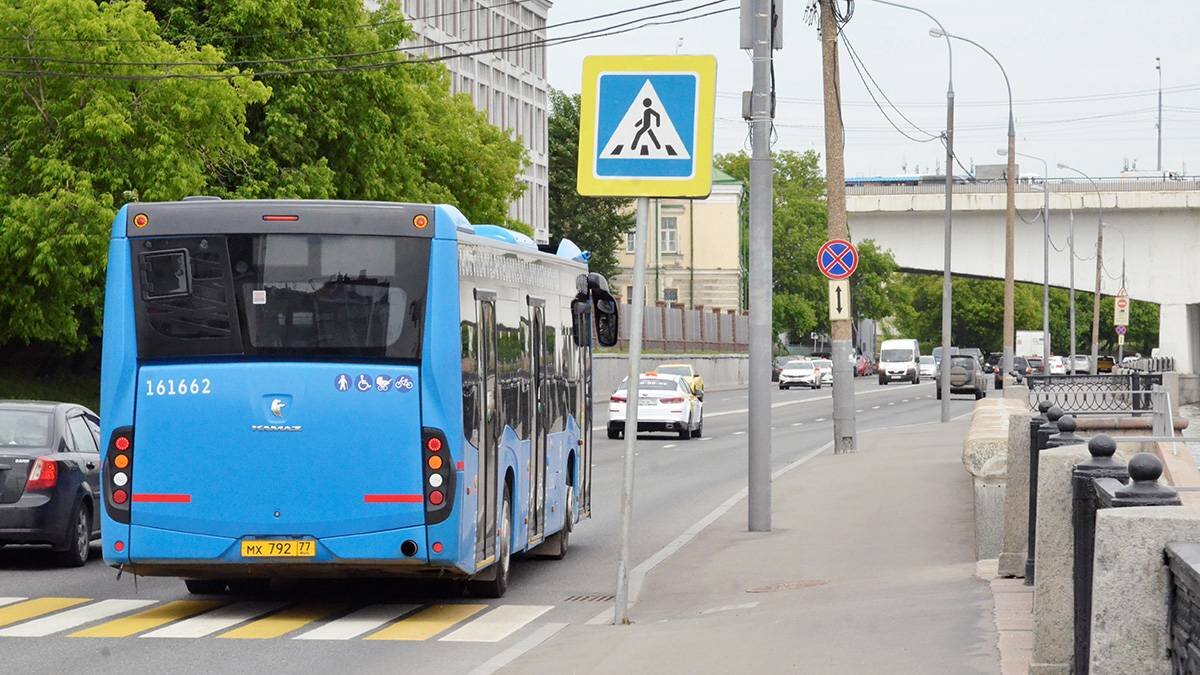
[468,486,511,598]
[540,487,573,560]
[184,579,229,595]
[607,424,621,440]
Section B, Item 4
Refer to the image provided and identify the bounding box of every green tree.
[0,0,267,351]
[714,149,905,342]
[146,0,529,230]
[545,89,632,279]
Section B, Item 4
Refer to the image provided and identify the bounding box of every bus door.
[527,299,546,543]
[476,292,499,564]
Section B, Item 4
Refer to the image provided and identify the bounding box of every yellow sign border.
[576,55,717,198]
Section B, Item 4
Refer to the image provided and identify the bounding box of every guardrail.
[1027,373,1163,414]
[613,303,749,353]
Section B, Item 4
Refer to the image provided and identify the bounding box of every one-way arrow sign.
[828,278,851,321]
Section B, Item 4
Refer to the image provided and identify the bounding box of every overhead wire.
[0,2,737,81]
[837,26,938,144]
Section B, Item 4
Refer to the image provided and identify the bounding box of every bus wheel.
[468,487,511,598]
[539,487,573,560]
[184,579,229,595]
[607,424,621,440]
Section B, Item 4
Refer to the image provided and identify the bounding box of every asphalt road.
[0,376,981,674]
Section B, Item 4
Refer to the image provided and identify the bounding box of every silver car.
[937,354,988,400]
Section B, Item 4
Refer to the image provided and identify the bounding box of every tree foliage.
[0,0,530,354]
[714,149,905,343]
[0,0,266,350]
[546,89,632,280]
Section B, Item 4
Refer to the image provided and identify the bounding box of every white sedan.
[779,360,820,390]
[607,373,703,440]
[1048,355,1067,375]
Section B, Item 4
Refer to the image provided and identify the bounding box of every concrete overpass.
[847,178,1200,374]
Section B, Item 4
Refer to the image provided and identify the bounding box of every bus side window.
[461,321,480,450]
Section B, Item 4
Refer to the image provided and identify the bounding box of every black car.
[0,402,102,566]
[771,356,792,382]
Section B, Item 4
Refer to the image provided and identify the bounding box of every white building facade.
[404,0,552,243]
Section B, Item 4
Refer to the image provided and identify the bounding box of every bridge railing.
[846,176,1200,196]
[1026,373,1162,414]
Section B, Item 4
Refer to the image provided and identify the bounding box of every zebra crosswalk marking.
[0,599,155,637]
[364,604,487,641]
[139,601,286,639]
[293,604,420,641]
[71,600,224,638]
[217,603,342,640]
[439,605,553,643]
[0,598,89,630]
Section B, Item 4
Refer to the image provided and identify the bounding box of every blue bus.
[98,199,618,597]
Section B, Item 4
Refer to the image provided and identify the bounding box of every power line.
[717,81,1200,108]
[837,27,938,144]
[0,0,729,71]
[0,4,737,81]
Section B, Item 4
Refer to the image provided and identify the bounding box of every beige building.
[612,169,744,311]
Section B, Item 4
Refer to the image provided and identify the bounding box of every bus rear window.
[132,234,430,360]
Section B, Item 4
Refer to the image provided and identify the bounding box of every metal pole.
[1069,205,1076,370]
[613,197,650,625]
[1042,177,1050,369]
[820,0,856,454]
[747,0,773,531]
[940,94,954,421]
[1157,57,1163,173]
[1058,164,1104,374]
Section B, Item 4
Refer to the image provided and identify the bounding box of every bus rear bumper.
[110,523,470,578]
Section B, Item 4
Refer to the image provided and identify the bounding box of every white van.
[878,338,921,385]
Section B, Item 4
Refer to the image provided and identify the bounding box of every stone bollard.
[1027,404,1064,584]
[999,393,1033,578]
[1047,414,1083,448]
[1070,435,1128,675]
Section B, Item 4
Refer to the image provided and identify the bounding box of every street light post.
[870,0,953,422]
[1058,163,1104,374]
[941,31,1016,380]
[1011,151,1050,372]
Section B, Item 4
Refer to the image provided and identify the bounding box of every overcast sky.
[545,1,1200,179]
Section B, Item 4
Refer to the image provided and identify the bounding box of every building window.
[625,230,636,253]
[663,288,679,303]
[659,216,678,254]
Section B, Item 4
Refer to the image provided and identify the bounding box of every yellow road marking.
[0,598,89,628]
[217,604,340,640]
[364,604,486,641]
[70,600,224,638]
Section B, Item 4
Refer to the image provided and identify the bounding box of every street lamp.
[1057,163,1104,374]
[1001,149,1050,373]
[870,0,954,422]
[937,30,1017,381]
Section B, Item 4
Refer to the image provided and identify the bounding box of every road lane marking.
[141,601,286,638]
[0,598,88,629]
[856,409,863,413]
[218,603,341,639]
[791,422,803,427]
[731,431,744,436]
[468,622,568,675]
[663,444,677,449]
[439,605,552,643]
[365,604,486,641]
[71,600,224,638]
[902,399,909,403]
[888,402,895,406]
[814,418,826,422]
[872,405,880,409]
[293,604,419,640]
[0,598,25,608]
[700,602,759,615]
[699,436,712,441]
[705,385,912,418]
[0,599,156,637]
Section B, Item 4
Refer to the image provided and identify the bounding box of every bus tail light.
[422,428,455,526]
[25,457,58,491]
[105,426,134,524]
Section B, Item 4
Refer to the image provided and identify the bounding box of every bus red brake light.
[428,490,444,505]
[427,437,442,452]
[422,428,455,525]
[105,426,134,524]
[262,214,299,221]
[115,436,130,452]
[25,457,58,491]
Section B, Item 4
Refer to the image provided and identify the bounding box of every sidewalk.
[505,418,998,674]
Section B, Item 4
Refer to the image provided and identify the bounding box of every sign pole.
[747,0,773,532]
[613,197,650,625]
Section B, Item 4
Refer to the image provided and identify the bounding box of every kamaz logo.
[250,424,303,432]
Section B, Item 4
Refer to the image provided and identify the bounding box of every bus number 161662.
[145,378,212,397]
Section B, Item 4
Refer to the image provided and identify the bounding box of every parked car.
[1097,355,1115,373]
[814,359,834,385]
[1071,354,1091,374]
[655,363,704,400]
[779,360,820,390]
[1048,355,1067,375]
[0,401,102,567]
[937,355,988,400]
[918,355,937,380]
[608,373,703,440]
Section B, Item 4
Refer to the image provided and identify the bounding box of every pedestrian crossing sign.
[577,55,717,197]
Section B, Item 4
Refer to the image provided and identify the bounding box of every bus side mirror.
[593,292,618,347]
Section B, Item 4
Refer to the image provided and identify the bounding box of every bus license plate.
[240,539,316,558]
